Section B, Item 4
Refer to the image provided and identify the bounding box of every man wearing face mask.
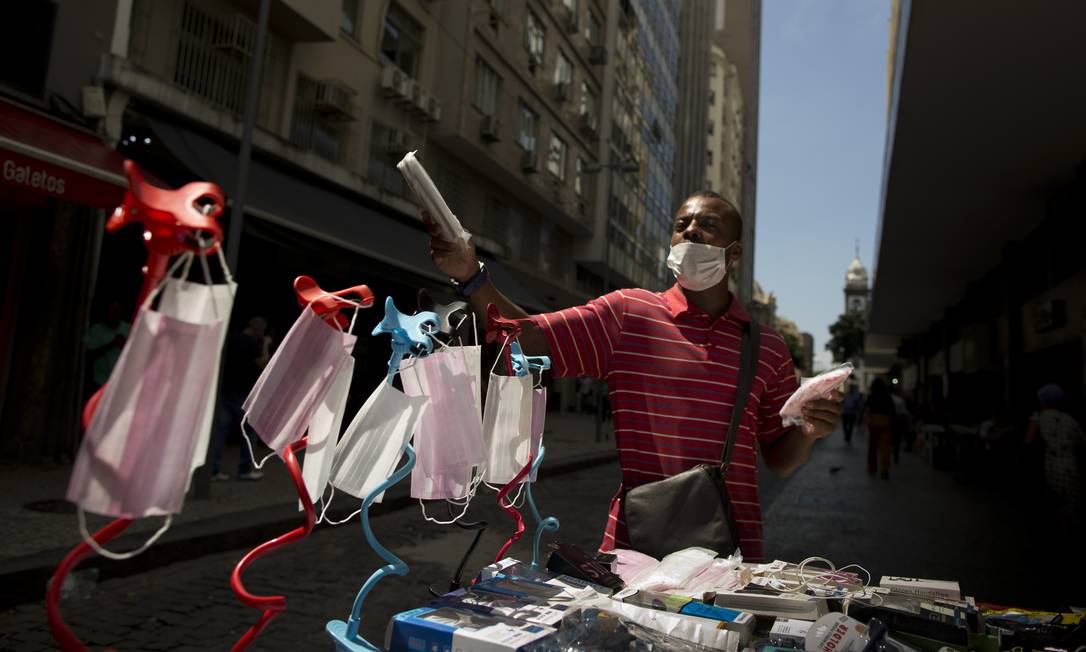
[424,191,843,562]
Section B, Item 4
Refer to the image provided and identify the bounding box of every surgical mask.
[481,340,534,485]
[242,305,356,460]
[157,252,236,481]
[529,387,546,482]
[300,360,354,506]
[666,241,737,291]
[68,251,228,553]
[329,380,429,501]
[401,348,486,501]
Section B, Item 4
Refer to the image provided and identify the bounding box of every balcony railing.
[130,0,286,131]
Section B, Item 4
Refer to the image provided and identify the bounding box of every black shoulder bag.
[623,319,761,560]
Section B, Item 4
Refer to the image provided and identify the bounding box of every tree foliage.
[826,310,866,363]
[780,329,805,369]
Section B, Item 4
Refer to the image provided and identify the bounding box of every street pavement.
[3,423,1082,650]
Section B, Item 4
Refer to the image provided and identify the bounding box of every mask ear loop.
[241,421,277,470]
[319,485,364,526]
[421,466,487,525]
[78,509,173,560]
[194,237,219,321]
[178,251,194,288]
[141,252,194,311]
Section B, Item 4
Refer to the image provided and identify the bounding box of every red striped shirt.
[530,284,799,562]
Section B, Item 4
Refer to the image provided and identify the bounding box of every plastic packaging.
[397,151,470,243]
[779,362,854,427]
[632,547,717,592]
[670,556,746,596]
[611,548,660,586]
[523,608,725,652]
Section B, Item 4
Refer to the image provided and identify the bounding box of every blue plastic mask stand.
[326,297,439,651]
[522,356,558,568]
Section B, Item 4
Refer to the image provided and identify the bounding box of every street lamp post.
[583,158,639,442]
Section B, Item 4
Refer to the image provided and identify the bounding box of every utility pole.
[194,0,270,500]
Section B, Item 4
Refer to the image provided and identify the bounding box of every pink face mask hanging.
[242,304,358,464]
[67,248,230,541]
[401,334,487,504]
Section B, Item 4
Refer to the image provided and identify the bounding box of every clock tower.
[845,244,869,315]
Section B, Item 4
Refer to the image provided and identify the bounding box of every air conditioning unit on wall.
[480,115,502,142]
[380,65,409,99]
[313,79,356,120]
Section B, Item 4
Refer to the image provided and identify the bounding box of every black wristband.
[452,262,488,296]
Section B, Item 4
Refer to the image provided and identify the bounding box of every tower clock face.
[850,297,864,312]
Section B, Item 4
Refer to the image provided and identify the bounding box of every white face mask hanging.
[157,250,237,480]
[481,336,534,485]
[329,380,429,501]
[300,359,354,507]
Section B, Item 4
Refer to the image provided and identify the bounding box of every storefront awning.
[146,117,548,312]
[0,99,126,208]
[869,1,1086,339]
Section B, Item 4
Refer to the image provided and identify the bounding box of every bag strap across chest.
[721,319,761,471]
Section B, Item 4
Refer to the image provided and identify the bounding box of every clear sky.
[754,0,891,371]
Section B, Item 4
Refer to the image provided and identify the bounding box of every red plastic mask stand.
[47,161,226,652]
[228,277,371,652]
[484,305,536,564]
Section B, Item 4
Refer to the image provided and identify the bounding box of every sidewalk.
[0,410,615,607]
[761,424,1085,610]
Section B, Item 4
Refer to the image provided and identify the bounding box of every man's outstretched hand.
[423,211,479,282]
[800,389,844,439]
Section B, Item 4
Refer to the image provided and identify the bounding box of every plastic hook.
[525,446,559,568]
[294,276,374,329]
[372,296,439,378]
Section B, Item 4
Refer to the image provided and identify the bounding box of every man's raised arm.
[423,213,550,356]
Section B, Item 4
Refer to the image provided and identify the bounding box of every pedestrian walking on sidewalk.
[841,383,862,443]
[423,190,843,562]
[83,300,130,396]
[1026,384,1084,518]
[863,378,895,479]
[210,317,272,481]
[890,386,910,464]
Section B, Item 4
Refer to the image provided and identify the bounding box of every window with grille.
[518,101,538,152]
[554,51,572,85]
[290,74,345,163]
[473,57,502,117]
[586,11,601,47]
[579,82,597,125]
[367,121,406,195]
[380,4,423,77]
[341,0,359,38]
[547,134,567,181]
[524,10,545,59]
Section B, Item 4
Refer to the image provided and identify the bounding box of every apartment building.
[0,0,648,458]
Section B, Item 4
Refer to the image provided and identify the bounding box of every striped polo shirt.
[530,284,799,562]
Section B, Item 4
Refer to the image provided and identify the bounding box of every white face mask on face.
[666,241,737,291]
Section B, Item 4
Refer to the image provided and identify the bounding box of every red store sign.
[0,99,126,209]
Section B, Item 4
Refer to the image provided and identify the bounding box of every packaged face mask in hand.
[779,362,854,427]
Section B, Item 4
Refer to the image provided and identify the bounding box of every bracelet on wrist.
[452,261,488,296]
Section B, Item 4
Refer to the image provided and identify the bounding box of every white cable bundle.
[397,151,470,243]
